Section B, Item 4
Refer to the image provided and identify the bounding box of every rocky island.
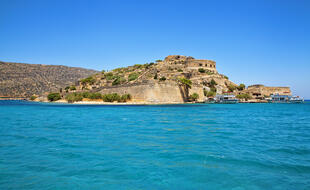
[26,55,292,104]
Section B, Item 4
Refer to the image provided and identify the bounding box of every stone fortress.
[164,55,217,72]
[71,55,293,103]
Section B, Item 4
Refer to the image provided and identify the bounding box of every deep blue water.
[0,100,310,190]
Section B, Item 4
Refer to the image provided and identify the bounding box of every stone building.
[164,55,217,72]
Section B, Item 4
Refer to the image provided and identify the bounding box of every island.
[26,55,293,104]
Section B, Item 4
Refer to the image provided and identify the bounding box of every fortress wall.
[99,81,186,103]
[186,60,217,72]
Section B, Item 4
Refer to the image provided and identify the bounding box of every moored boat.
[269,94,304,103]
[290,96,304,103]
[215,94,239,104]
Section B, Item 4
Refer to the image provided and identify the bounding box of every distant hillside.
[0,61,98,98]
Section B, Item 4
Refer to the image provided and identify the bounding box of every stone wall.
[98,81,205,103]
[186,59,216,72]
[163,55,217,72]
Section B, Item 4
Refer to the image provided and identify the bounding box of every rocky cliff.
[0,61,98,98]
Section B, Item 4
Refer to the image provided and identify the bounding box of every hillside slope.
[0,61,98,98]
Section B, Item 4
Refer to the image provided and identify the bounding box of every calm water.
[0,101,310,190]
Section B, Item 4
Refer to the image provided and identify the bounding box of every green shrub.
[69,86,76,91]
[177,69,183,72]
[128,72,139,81]
[189,93,199,101]
[237,84,246,91]
[155,60,162,62]
[203,89,208,96]
[102,93,120,102]
[30,95,37,101]
[101,69,106,74]
[236,93,252,100]
[47,93,61,102]
[178,77,192,88]
[104,72,115,80]
[112,76,126,86]
[65,93,83,103]
[206,91,216,97]
[119,94,132,102]
[159,76,166,81]
[81,91,91,98]
[210,79,217,87]
[81,76,95,85]
[88,92,102,99]
[198,68,205,73]
[223,75,229,79]
[227,84,237,92]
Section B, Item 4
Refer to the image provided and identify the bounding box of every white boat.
[215,94,238,104]
[290,96,304,103]
[269,94,304,103]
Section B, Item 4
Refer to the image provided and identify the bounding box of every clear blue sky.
[1,0,309,98]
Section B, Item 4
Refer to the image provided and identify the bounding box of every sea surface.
[0,100,310,190]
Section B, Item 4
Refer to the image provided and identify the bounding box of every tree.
[227,84,237,92]
[178,77,192,89]
[154,73,158,79]
[155,59,162,62]
[178,77,193,102]
[189,93,199,101]
[47,93,61,102]
[210,79,217,87]
[237,84,246,91]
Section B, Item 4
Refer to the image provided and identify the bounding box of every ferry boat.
[290,96,304,103]
[215,94,239,104]
[269,94,304,103]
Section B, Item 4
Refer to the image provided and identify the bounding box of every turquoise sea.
[0,100,310,190]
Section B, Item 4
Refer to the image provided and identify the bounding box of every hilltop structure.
[164,55,217,72]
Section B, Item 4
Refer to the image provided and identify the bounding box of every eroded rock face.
[243,85,291,98]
